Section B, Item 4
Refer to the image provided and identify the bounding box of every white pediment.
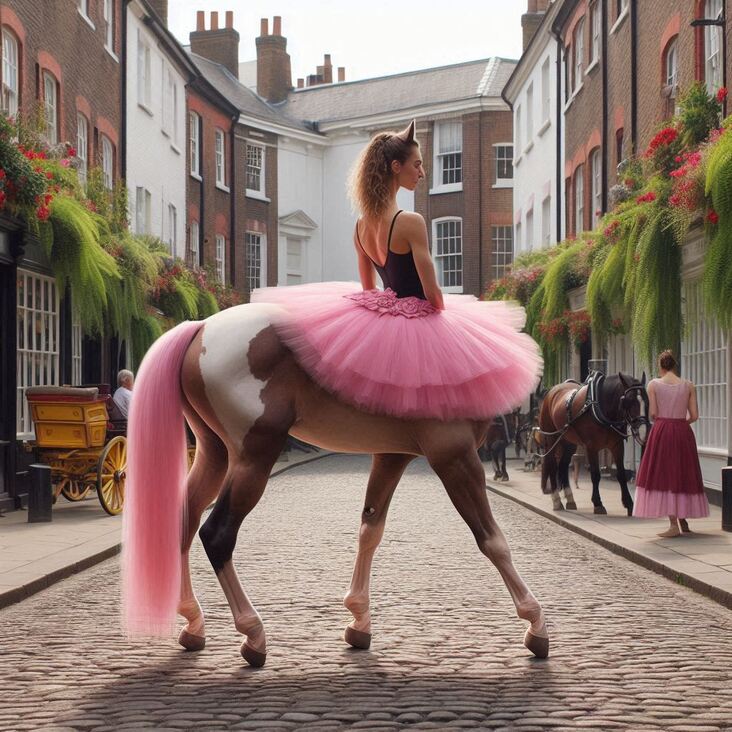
[279,209,318,231]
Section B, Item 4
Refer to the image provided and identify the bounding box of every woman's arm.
[687,381,699,424]
[354,228,376,290]
[402,213,445,310]
[647,381,658,421]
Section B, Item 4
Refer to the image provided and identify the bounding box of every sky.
[167,1,526,83]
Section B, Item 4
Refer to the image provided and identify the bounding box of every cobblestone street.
[2,454,732,731]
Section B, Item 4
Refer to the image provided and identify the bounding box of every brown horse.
[537,372,648,515]
[121,306,549,667]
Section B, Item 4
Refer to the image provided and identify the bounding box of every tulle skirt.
[633,418,710,518]
[251,282,543,421]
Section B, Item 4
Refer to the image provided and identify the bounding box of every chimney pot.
[260,17,268,36]
[211,11,218,30]
[273,16,282,35]
[338,67,345,82]
[297,78,304,88]
[196,10,205,31]
[324,53,331,65]
[226,10,233,29]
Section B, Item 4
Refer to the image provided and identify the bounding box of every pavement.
[1,453,732,731]
[0,448,330,610]
[486,456,732,611]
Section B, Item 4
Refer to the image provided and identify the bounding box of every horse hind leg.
[558,442,577,510]
[343,453,415,650]
[541,449,563,510]
[428,442,549,658]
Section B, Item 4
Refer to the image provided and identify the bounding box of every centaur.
[537,371,649,515]
[122,306,550,667]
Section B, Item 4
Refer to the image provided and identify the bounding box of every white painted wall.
[126,3,187,259]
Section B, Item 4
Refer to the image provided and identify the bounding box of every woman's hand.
[401,213,445,310]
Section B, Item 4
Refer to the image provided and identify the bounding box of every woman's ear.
[391,159,402,175]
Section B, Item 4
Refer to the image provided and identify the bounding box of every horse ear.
[618,371,629,389]
[641,371,647,386]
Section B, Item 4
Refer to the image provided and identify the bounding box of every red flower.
[36,206,50,222]
[45,172,53,180]
[67,146,77,158]
[707,209,719,225]
[717,87,728,103]
[636,191,657,204]
[644,126,678,157]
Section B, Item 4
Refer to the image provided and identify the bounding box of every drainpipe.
[550,28,563,243]
[630,0,638,155]
[601,0,608,212]
[229,116,237,289]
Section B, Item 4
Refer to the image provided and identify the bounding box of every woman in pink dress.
[633,350,710,537]
[252,120,542,422]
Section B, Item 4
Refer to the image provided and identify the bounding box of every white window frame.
[43,71,58,145]
[681,279,728,451]
[525,82,534,148]
[137,32,151,111]
[431,121,463,194]
[162,67,178,145]
[573,18,585,93]
[575,164,585,234]
[285,236,304,285]
[135,186,151,234]
[101,135,113,190]
[665,38,679,98]
[590,2,601,67]
[215,129,228,190]
[167,203,177,254]
[215,234,226,283]
[541,195,552,248]
[591,149,602,228]
[189,220,199,269]
[78,0,95,29]
[1,29,19,117]
[245,232,267,292]
[246,142,266,198]
[432,217,463,293]
[189,112,200,178]
[611,0,629,33]
[494,143,513,188]
[72,307,82,386]
[76,113,88,187]
[492,225,513,280]
[541,57,551,126]
[705,0,723,96]
[103,0,116,58]
[16,270,60,439]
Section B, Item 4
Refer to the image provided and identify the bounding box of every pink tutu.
[251,282,543,421]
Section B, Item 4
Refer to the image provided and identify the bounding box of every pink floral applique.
[345,288,436,318]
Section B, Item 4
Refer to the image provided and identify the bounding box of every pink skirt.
[251,282,543,421]
[633,418,709,518]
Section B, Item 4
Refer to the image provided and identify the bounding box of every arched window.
[575,165,585,234]
[704,0,723,95]
[42,70,58,144]
[591,149,602,228]
[1,28,19,116]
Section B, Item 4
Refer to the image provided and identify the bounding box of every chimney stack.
[338,67,346,82]
[323,54,333,84]
[256,16,293,103]
[146,0,168,25]
[190,10,240,79]
[297,78,304,89]
[521,0,548,52]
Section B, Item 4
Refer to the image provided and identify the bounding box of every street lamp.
[691,12,727,117]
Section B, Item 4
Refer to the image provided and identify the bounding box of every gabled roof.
[280,57,517,126]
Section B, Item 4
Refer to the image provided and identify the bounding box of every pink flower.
[60,159,70,168]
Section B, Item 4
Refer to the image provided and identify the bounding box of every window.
[189,220,199,269]
[434,121,462,189]
[76,114,88,186]
[705,0,723,96]
[245,232,264,291]
[101,136,113,189]
[590,2,600,65]
[526,209,534,250]
[665,38,679,99]
[215,129,226,187]
[541,195,551,248]
[492,226,513,280]
[541,57,551,123]
[1,29,19,117]
[43,71,58,145]
[189,112,200,176]
[215,234,226,283]
[526,83,534,143]
[433,218,463,292]
[246,143,265,194]
[137,33,151,108]
[163,68,178,143]
[16,270,60,438]
[167,203,177,254]
[286,237,303,285]
[495,144,513,186]
[72,307,82,387]
[103,0,115,53]
[135,187,151,234]
[682,279,727,450]
[591,148,602,228]
[575,165,585,234]
[573,18,585,92]
[515,105,522,154]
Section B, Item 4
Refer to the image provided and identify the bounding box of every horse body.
[123,304,549,666]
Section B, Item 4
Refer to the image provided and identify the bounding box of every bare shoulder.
[399,211,426,230]
[687,380,696,392]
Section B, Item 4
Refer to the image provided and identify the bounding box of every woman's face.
[394,147,425,191]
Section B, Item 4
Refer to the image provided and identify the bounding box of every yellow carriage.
[25,386,127,515]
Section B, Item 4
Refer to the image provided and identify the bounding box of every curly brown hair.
[348,130,419,219]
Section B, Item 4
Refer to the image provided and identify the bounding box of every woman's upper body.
[349,120,444,310]
[647,351,698,423]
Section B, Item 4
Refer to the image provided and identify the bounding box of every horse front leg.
[587,450,606,514]
[611,441,633,516]
[343,453,414,649]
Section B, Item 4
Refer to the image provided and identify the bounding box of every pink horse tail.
[122,320,203,636]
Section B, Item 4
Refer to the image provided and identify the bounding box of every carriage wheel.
[97,436,127,516]
[59,478,92,502]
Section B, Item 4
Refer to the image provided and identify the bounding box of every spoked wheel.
[97,436,127,516]
[59,477,92,502]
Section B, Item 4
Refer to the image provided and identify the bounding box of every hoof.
[566,501,577,510]
[241,641,267,667]
[344,625,372,650]
[593,505,608,515]
[552,502,564,511]
[524,628,549,659]
[178,628,206,652]
[626,506,633,517]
